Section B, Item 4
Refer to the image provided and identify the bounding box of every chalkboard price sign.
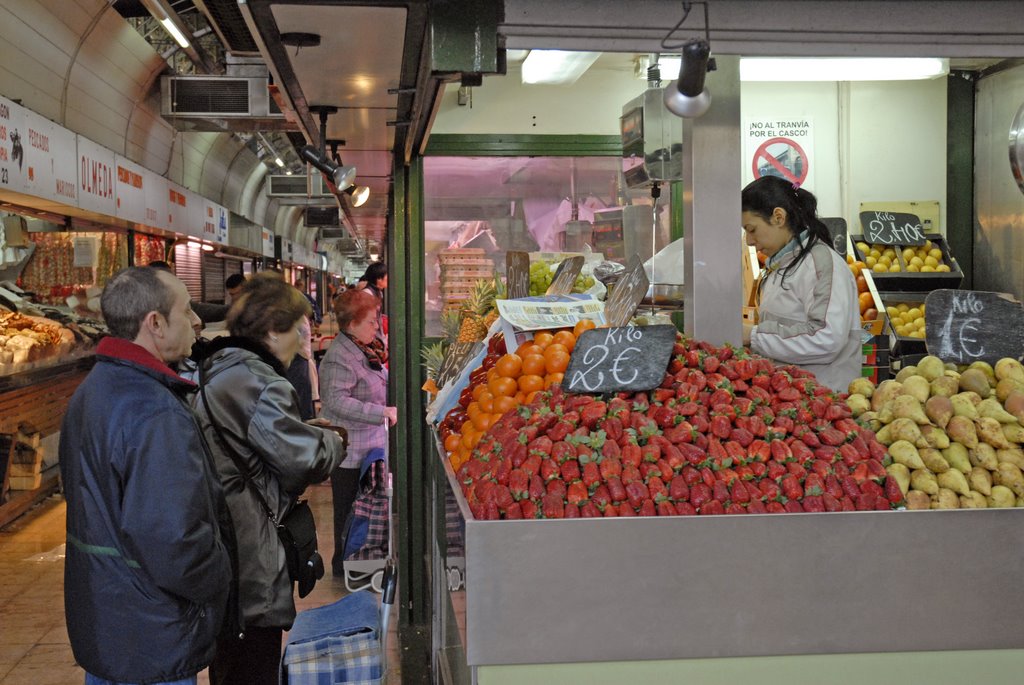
[506,251,530,300]
[564,324,676,394]
[821,217,847,257]
[546,256,585,296]
[603,254,650,328]
[925,289,1024,365]
[858,211,927,246]
[436,341,484,389]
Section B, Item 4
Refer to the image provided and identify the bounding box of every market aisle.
[0,483,401,684]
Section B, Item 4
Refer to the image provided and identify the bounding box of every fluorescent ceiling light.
[275,157,285,168]
[740,57,948,82]
[159,17,190,49]
[522,50,601,85]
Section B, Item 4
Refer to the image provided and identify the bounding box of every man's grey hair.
[101,267,176,340]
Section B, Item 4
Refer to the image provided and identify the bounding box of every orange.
[858,292,874,314]
[493,395,518,415]
[472,411,494,432]
[472,383,488,401]
[544,372,565,387]
[489,376,518,397]
[532,331,554,349]
[516,341,538,357]
[573,319,597,337]
[443,433,461,453]
[514,391,526,404]
[495,353,523,378]
[543,343,569,358]
[545,350,570,374]
[521,354,546,376]
[552,330,576,352]
[460,419,474,435]
[518,374,545,394]
[466,402,481,420]
[525,390,540,404]
[479,392,495,414]
[855,275,868,293]
[486,367,499,383]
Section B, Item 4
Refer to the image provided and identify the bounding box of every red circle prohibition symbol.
[752,136,809,185]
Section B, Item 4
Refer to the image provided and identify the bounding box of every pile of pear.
[846,356,1024,510]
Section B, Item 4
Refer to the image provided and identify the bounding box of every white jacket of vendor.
[750,241,862,393]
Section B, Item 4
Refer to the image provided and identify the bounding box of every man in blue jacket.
[60,267,235,685]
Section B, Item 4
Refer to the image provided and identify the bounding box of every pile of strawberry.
[457,334,903,519]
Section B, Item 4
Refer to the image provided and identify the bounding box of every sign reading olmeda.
[745,117,814,189]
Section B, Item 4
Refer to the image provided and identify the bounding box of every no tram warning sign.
[752,137,809,185]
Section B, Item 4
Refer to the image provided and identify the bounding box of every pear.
[994,357,1024,383]
[944,363,960,373]
[941,442,972,473]
[996,377,1024,403]
[960,491,988,508]
[925,395,953,429]
[976,417,1013,449]
[1005,391,1024,424]
[959,368,991,398]
[889,418,928,447]
[916,355,946,382]
[886,462,911,494]
[877,403,895,425]
[890,395,930,425]
[871,380,903,412]
[918,447,950,473]
[968,361,997,386]
[875,422,894,445]
[977,398,1018,423]
[946,415,979,449]
[997,448,1024,469]
[931,488,960,509]
[889,440,926,469]
[894,365,920,383]
[937,469,970,496]
[993,462,1024,496]
[950,394,979,419]
[911,469,939,494]
[847,377,875,398]
[969,466,993,496]
[905,491,932,510]
[1002,423,1024,444]
[968,443,998,470]
[986,485,1015,508]
[900,376,931,405]
[920,424,950,449]
[929,375,960,398]
[845,393,871,417]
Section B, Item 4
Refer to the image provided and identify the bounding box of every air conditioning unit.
[304,206,342,228]
[160,76,296,131]
[267,171,333,198]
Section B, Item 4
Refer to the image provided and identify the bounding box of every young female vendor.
[741,175,862,393]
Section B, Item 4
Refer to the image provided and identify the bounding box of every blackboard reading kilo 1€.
[564,324,676,394]
[925,289,1024,365]
[858,211,927,246]
[506,251,530,300]
[436,341,483,389]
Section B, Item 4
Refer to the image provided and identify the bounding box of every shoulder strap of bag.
[198,359,281,527]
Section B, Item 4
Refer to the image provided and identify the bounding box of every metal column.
[682,55,742,347]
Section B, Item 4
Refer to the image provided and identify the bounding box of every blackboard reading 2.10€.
[436,341,483,389]
[858,211,927,246]
[564,324,676,394]
[925,289,1024,365]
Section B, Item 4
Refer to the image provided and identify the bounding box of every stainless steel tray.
[640,282,685,307]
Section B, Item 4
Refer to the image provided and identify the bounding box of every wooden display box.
[878,291,929,359]
[850,233,963,292]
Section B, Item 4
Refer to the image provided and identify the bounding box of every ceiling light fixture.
[521,50,601,85]
[159,17,191,49]
[299,145,356,192]
[664,39,713,118]
[740,57,949,82]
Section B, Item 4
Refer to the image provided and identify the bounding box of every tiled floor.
[0,483,401,684]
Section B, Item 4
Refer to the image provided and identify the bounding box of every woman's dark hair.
[227,272,311,340]
[360,262,388,287]
[333,289,379,331]
[741,176,832,285]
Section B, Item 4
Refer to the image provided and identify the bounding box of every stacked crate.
[1,426,44,493]
[438,248,494,317]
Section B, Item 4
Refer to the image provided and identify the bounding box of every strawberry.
[860,480,884,499]
[766,460,787,480]
[508,470,529,501]
[528,435,553,456]
[621,443,642,468]
[669,475,690,501]
[617,502,636,517]
[581,461,601,490]
[676,501,697,515]
[625,481,650,508]
[750,462,767,479]
[606,476,627,503]
[884,477,904,505]
[758,479,782,501]
[599,455,622,481]
[677,442,707,466]
[560,459,581,483]
[799,428,822,448]
[504,502,523,519]
[680,465,701,486]
[603,504,619,517]
[519,500,538,519]
[653,388,676,404]
[690,483,712,510]
[710,415,732,440]
[802,495,825,513]
[580,401,608,429]
[661,443,685,471]
[657,458,676,481]
[484,502,501,520]
[700,500,725,515]
[699,467,716,488]
[747,499,767,514]
[621,464,641,485]
[730,481,750,504]
[841,476,861,499]
[547,420,574,442]
[690,414,710,434]
[819,427,846,447]
[786,462,807,481]
[677,401,700,416]
[777,387,801,402]
[579,501,601,518]
[540,458,560,482]
[770,439,793,462]
[591,484,611,507]
[712,480,730,503]
[657,500,678,517]
[641,443,662,463]
[723,441,745,465]
[648,476,668,500]
[601,416,624,443]
[874,495,891,511]
[809,459,831,479]
[551,441,575,464]
[730,427,754,447]
[783,500,804,513]
[521,454,542,478]
[803,473,824,497]
[529,475,545,499]
[850,462,870,485]
[748,440,771,463]
[866,459,888,483]
[765,501,786,514]
[854,493,876,511]
[780,474,803,500]
[824,474,844,499]
[564,502,581,518]
[725,502,746,515]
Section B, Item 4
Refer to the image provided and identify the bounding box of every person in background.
[60,267,234,685]
[224,273,246,303]
[294,272,322,328]
[319,289,397,576]
[148,260,230,325]
[356,261,389,358]
[180,272,344,685]
[741,175,861,392]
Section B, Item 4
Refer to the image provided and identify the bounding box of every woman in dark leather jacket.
[181,273,346,685]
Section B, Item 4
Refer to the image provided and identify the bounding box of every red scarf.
[345,332,388,370]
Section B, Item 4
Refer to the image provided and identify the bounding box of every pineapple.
[457,279,495,342]
[440,309,462,344]
[420,341,445,381]
[484,277,504,328]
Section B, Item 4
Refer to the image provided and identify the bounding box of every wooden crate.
[9,473,42,490]
[438,248,494,267]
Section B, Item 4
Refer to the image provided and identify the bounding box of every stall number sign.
[506,251,530,300]
[858,211,927,246]
[925,290,1024,365]
[564,324,676,394]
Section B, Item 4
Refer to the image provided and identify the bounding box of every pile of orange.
[847,255,878,321]
[445,319,597,469]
